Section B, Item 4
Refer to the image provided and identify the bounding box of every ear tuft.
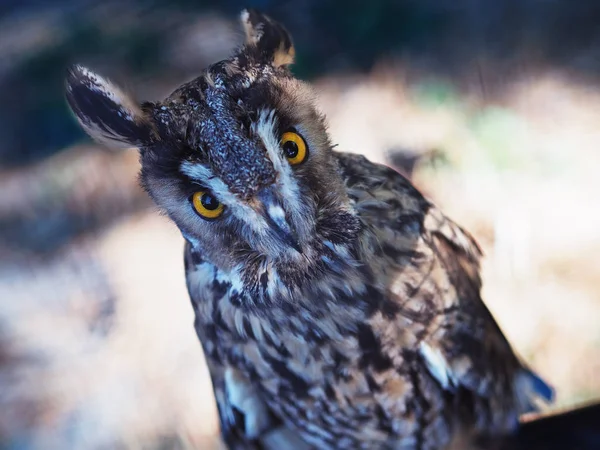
[65,65,156,150]
[240,9,295,67]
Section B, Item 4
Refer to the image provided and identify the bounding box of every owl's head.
[66,10,360,274]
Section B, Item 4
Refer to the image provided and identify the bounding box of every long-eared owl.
[65,9,553,450]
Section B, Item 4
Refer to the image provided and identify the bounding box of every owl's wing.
[421,207,553,425]
[338,153,553,432]
[184,243,312,450]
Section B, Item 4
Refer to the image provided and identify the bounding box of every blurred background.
[1,0,600,448]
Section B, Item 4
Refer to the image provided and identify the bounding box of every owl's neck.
[185,217,375,314]
[256,233,377,311]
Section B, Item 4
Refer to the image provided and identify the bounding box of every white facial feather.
[180,161,268,234]
[254,109,305,232]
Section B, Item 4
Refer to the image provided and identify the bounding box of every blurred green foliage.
[411,80,460,108]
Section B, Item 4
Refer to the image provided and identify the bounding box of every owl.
[65,9,554,450]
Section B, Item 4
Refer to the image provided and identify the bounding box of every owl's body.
[185,151,542,450]
[65,9,552,450]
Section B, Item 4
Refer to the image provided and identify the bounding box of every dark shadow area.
[487,402,600,450]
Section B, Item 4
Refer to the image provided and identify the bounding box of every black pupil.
[283,140,299,159]
[201,194,219,210]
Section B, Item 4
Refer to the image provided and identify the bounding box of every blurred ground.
[1,1,600,449]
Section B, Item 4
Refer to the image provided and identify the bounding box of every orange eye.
[281,131,308,165]
[191,191,224,219]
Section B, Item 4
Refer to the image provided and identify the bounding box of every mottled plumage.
[65,9,553,450]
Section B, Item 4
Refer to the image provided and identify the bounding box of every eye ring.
[191,191,225,220]
[281,131,308,165]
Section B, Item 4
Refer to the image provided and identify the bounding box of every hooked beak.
[257,188,302,254]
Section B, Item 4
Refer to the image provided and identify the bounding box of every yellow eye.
[191,191,224,219]
[281,131,308,165]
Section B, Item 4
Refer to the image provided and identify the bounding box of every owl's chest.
[187,258,452,449]
[190,261,369,378]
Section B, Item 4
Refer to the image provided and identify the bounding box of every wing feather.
[337,152,553,433]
